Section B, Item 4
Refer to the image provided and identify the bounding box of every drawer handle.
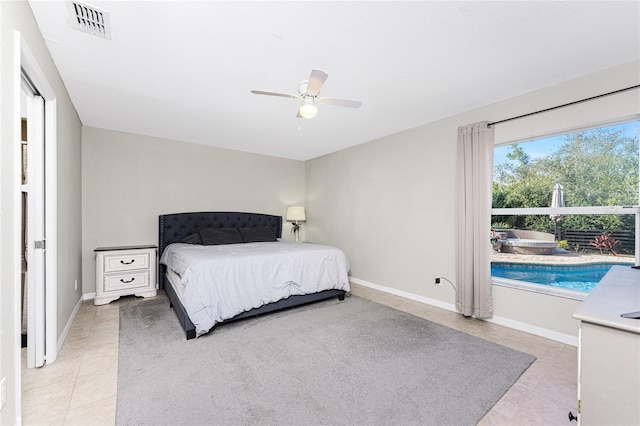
[120,277,135,284]
[120,259,135,265]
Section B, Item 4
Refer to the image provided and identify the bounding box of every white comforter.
[160,242,350,336]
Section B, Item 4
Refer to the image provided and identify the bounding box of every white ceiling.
[28,1,640,161]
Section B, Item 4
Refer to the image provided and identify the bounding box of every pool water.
[491,262,631,293]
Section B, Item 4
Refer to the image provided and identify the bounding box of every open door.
[23,77,46,369]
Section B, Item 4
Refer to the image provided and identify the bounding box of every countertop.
[573,265,640,334]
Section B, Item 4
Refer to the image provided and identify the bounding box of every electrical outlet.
[435,277,442,286]
[74,279,78,291]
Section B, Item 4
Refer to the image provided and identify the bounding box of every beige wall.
[306,61,640,342]
[0,1,82,423]
[81,127,305,294]
[55,77,83,349]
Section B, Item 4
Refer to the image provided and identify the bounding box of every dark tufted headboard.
[158,211,283,289]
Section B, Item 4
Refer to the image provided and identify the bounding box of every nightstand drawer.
[103,252,150,272]
[103,271,149,292]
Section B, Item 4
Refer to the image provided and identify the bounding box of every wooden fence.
[558,229,635,254]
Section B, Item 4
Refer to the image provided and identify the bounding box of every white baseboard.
[485,315,578,346]
[57,295,83,355]
[350,277,458,313]
[350,276,578,347]
[82,292,96,301]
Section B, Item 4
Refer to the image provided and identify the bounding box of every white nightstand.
[94,245,158,305]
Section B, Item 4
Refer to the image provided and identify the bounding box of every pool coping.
[491,250,636,265]
[491,276,589,301]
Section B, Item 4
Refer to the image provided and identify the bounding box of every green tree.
[493,125,639,232]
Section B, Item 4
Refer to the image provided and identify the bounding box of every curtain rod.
[487,84,640,127]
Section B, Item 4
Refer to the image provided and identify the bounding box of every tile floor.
[21,300,119,425]
[22,284,578,425]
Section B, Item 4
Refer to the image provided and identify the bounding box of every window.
[491,121,639,296]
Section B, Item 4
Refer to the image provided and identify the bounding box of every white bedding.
[160,241,350,336]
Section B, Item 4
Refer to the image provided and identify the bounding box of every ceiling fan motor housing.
[298,81,312,97]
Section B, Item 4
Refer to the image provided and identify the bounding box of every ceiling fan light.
[299,102,318,119]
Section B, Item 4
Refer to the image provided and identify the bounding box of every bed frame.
[158,212,346,339]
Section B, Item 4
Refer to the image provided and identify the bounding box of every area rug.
[116,294,535,425]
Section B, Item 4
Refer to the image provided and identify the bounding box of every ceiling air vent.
[67,1,111,39]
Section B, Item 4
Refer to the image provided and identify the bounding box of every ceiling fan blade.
[251,90,298,99]
[306,69,328,96]
[319,97,362,108]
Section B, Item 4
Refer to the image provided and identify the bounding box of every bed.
[158,212,350,339]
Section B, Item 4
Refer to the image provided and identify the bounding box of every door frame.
[19,33,58,365]
[23,86,46,368]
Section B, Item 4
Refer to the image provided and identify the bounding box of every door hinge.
[34,239,46,249]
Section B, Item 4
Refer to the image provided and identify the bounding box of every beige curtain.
[456,122,494,318]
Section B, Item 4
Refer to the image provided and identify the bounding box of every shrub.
[491,222,511,230]
[590,233,620,256]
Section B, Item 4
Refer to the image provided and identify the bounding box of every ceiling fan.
[250,69,362,119]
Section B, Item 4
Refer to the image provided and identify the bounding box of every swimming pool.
[491,262,632,293]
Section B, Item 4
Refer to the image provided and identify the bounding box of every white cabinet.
[573,266,640,425]
[94,245,157,305]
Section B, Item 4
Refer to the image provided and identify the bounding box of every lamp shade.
[298,102,317,119]
[286,206,306,222]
